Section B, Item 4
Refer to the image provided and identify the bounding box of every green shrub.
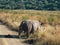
[47,16,54,23]
[22,15,29,21]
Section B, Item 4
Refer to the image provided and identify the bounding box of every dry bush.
[33,25,60,45]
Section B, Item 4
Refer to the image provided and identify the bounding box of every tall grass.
[0,10,60,45]
[33,25,60,45]
[0,10,60,29]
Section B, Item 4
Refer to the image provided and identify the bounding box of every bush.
[22,15,29,21]
[47,16,54,24]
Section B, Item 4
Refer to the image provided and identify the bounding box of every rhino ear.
[22,21,25,24]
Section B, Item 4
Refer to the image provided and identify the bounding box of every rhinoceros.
[18,20,41,38]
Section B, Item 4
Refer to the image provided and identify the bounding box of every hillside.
[0,0,60,10]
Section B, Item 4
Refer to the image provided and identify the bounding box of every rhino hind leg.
[26,31,30,38]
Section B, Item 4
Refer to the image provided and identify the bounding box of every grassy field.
[0,10,60,45]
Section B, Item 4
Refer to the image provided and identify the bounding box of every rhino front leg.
[18,30,22,38]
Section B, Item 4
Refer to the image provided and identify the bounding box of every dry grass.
[33,25,60,45]
[0,10,60,45]
[0,10,60,26]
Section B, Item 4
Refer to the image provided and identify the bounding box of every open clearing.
[0,22,32,45]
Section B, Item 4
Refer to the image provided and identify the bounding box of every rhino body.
[18,20,41,38]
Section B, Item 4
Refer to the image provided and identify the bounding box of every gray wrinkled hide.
[18,20,41,38]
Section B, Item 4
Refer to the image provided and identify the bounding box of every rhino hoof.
[18,36,21,39]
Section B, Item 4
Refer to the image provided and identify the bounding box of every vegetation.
[47,16,54,24]
[0,10,60,28]
[0,10,60,45]
[34,26,60,45]
[0,0,60,10]
[22,15,29,21]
